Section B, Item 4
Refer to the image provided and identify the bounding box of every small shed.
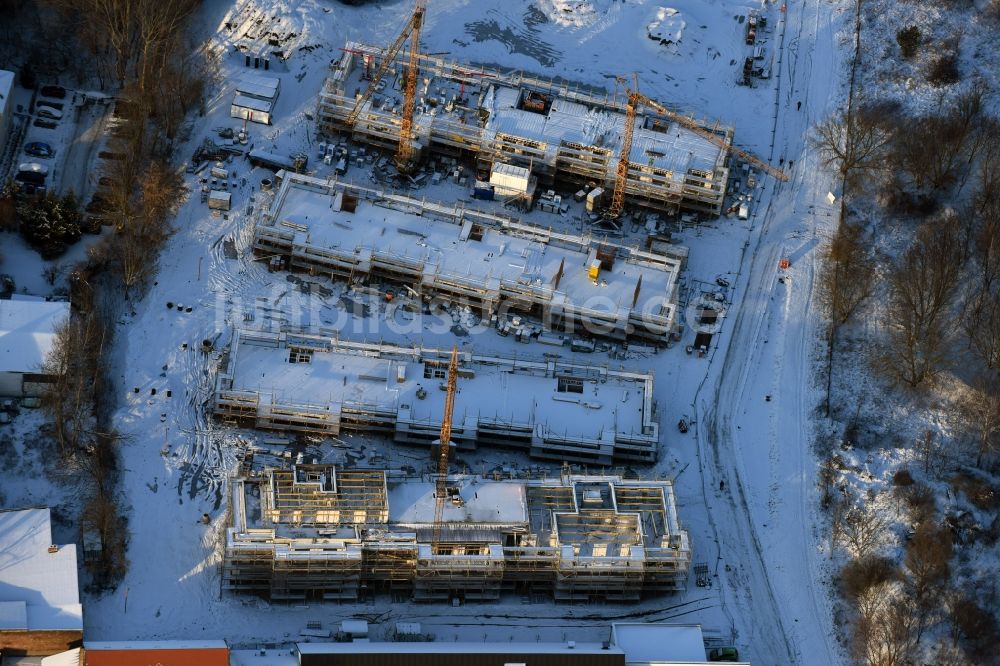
[0,298,69,396]
[339,620,369,638]
[208,190,232,211]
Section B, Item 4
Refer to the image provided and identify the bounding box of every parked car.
[23,141,55,158]
[36,107,63,121]
[707,647,740,662]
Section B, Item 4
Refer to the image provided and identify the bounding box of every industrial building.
[253,172,686,344]
[316,42,732,216]
[82,641,230,666]
[213,329,659,465]
[222,464,691,603]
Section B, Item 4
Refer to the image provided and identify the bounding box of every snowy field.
[0,0,861,663]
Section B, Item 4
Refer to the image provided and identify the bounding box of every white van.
[738,203,750,220]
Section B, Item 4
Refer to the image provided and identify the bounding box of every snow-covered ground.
[0,0,864,662]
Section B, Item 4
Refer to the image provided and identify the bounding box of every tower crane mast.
[431,346,460,552]
[395,2,425,172]
[343,1,425,175]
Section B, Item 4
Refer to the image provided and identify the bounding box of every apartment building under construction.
[223,464,691,603]
[253,172,686,344]
[316,41,732,216]
[213,328,660,466]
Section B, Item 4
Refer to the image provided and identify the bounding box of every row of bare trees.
[41,281,128,585]
[814,84,1000,468]
[26,0,206,587]
[39,0,215,150]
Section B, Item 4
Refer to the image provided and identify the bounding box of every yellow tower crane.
[607,76,788,219]
[431,346,460,553]
[395,1,425,173]
[343,1,426,174]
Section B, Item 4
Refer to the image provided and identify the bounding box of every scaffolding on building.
[222,465,691,603]
[316,41,732,217]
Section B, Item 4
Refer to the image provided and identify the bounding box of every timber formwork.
[316,42,730,216]
[223,466,691,603]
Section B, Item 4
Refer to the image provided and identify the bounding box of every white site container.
[489,162,531,194]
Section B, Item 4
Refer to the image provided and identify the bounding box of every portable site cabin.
[230,94,273,125]
[586,187,605,212]
[231,74,280,125]
[488,163,532,195]
[236,74,280,103]
[248,150,305,172]
[208,190,232,211]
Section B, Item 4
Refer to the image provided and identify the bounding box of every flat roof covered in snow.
[0,507,82,632]
[295,641,623,655]
[611,623,713,664]
[270,184,675,316]
[232,94,273,112]
[482,85,722,181]
[236,74,280,100]
[225,333,652,445]
[0,299,69,374]
[388,478,527,525]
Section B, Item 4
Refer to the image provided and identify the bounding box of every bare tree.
[40,313,108,458]
[948,591,1000,664]
[972,122,1000,218]
[821,222,876,326]
[820,222,875,413]
[904,523,953,640]
[963,215,1000,370]
[841,502,890,559]
[812,107,893,183]
[959,374,1000,468]
[881,218,964,387]
[892,88,989,195]
[854,585,919,666]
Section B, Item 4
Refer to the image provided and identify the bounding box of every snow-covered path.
[693,0,850,663]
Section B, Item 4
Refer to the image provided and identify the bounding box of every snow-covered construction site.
[1,0,915,660]
[223,464,690,603]
[317,42,733,216]
[214,329,659,465]
[253,172,685,343]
